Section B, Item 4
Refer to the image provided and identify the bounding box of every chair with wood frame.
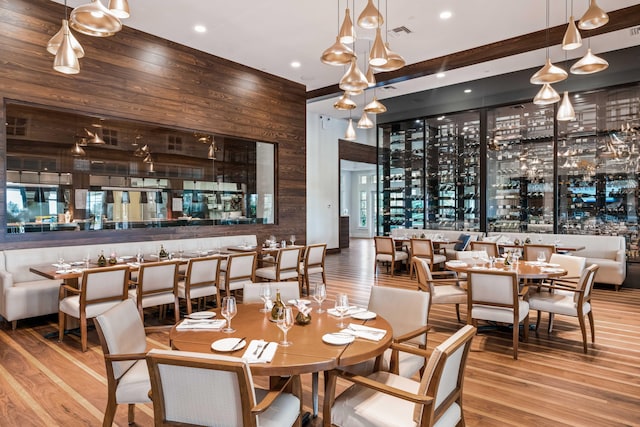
[58,265,130,352]
[374,236,409,276]
[299,243,327,296]
[177,255,221,314]
[94,299,151,427]
[146,349,302,427]
[470,241,500,258]
[324,325,476,427]
[523,243,556,262]
[128,261,180,325]
[409,238,446,279]
[414,257,467,322]
[242,281,300,304]
[528,264,599,353]
[466,269,529,360]
[219,251,257,298]
[255,246,302,284]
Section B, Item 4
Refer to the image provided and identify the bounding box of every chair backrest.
[414,258,435,294]
[575,264,599,303]
[304,243,326,268]
[523,244,556,262]
[95,299,147,380]
[226,252,257,283]
[374,236,395,255]
[414,325,476,424]
[81,265,130,306]
[455,250,488,261]
[470,241,499,258]
[146,349,259,426]
[410,238,435,259]
[467,270,519,307]
[277,247,302,272]
[185,256,220,289]
[243,281,300,304]
[549,253,586,279]
[368,285,430,346]
[137,261,179,295]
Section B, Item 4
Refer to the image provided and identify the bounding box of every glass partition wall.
[5,102,276,233]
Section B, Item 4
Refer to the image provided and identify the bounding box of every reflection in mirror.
[5,102,275,233]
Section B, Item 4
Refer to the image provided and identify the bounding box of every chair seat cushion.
[432,254,447,265]
[255,267,298,281]
[177,282,218,299]
[128,289,175,308]
[528,292,588,316]
[255,387,301,427]
[432,285,467,304]
[59,296,122,319]
[301,265,323,275]
[116,359,152,404]
[472,300,529,324]
[343,347,425,379]
[376,252,409,263]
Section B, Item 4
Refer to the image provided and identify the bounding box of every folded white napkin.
[541,267,564,273]
[327,306,366,317]
[341,323,387,341]
[52,263,71,268]
[127,262,141,267]
[175,319,226,330]
[447,261,468,267]
[242,340,277,363]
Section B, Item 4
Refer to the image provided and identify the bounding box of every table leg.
[312,371,319,417]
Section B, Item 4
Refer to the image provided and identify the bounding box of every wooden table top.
[169,303,393,377]
[446,260,567,280]
[498,243,586,252]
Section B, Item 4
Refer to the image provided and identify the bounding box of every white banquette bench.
[390,228,484,260]
[486,232,626,290]
[0,234,257,329]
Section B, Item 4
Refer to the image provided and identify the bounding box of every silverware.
[230,337,246,351]
[253,341,265,355]
[257,342,270,359]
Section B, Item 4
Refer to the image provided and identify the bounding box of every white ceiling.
[55,1,640,119]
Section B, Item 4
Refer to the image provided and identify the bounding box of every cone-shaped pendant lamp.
[530,58,568,84]
[357,111,374,129]
[562,16,582,50]
[344,118,357,140]
[533,83,561,105]
[207,142,217,160]
[369,28,388,67]
[48,19,85,58]
[340,58,369,92]
[338,7,355,44]
[578,0,609,30]
[70,142,86,156]
[570,48,609,74]
[373,43,406,72]
[70,0,122,37]
[557,91,576,121]
[321,36,355,66]
[108,0,130,19]
[357,0,383,29]
[364,96,387,114]
[365,66,376,87]
[53,28,80,74]
[333,92,357,110]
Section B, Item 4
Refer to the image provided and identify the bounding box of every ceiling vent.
[388,26,412,38]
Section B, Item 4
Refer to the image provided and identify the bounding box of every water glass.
[537,251,546,264]
[290,234,296,246]
[221,296,237,333]
[259,285,272,313]
[335,293,350,328]
[276,306,294,346]
[313,282,327,313]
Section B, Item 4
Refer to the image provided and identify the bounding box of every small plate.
[288,299,311,306]
[322,333,355,345]
[189,311,216,319]
[351,311,377,320]
[211,338,246,352]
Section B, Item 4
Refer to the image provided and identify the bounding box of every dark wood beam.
[307,5,640,101]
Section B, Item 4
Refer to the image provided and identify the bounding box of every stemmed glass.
[471,252,480,266]
[335,293,350,328]
[512,249,521,266]
[57,253,65,266]
[537,251,546,265]
[83,252,91,269]
[313,282,326,313]
[221,296,237,333]
[276,306,294,346]
[290,234,296,246]
[259,285,272,313]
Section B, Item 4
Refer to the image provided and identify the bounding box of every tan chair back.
[467,270,519,307]
[470,241,499,258]
[523,244,555,262]
[226,252,257,283]
[576,264,599,304]
[243,281,300,304]
[374,236,395,255]
[277,247,302,273]
[183,256,221,310]
[410,238,435,259]
[549,253,586,279]
[81,265,130,306]
[304,243,326,269]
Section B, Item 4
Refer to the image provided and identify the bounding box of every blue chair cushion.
[454,234,471,251]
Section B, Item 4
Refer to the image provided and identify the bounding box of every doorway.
[340,160,377,239]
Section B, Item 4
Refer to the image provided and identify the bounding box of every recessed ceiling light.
[464,89,472,93]
[194,25,207,33]
[439,11,452,20]
[437,116,445,120]
[291,61,301,68]
[436,72,445,78]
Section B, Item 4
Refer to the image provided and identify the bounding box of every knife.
[230,337,246,351]
[257,342,270,359]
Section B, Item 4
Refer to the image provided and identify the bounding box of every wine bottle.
[159,244,168,259]
[270,288,285,322]
[97,250,107,267]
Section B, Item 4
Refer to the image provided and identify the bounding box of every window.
[360,175,367,184]
[167,135,183,152]
[102,128,118,146]
[359,191,367,227]
[6,116,27,136]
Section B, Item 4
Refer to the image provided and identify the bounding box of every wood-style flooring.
[1,238,639,426]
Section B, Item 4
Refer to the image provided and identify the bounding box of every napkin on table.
[342,323,387,341]
[52,263,71,268]
[327,306,366,317]
[175,319,226,330]
[242,340,277,363]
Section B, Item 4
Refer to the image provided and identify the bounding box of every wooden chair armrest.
[389,342,430,358]
[59,284,80,299]
[518,285,530,297]
[428,278,461,286]
[104,352,147,362]
[332,369,434,405]
[534,283,584,293]
[393,325,432,343]
[431,270,457,278]
[252,375,296,414]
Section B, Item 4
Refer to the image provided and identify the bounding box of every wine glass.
[83,252,91,269]
[471,252,480,266]
[290,234,296,246]
[335,293,350,328]
[313,282,327,313]
[276,306,294,346]
[57,253,65,266]
[221,296,237,333]
[259,285,272,313]
[513,249,521,266]
[537,251,546,265]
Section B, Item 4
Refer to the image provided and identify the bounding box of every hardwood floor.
[1,238,639,426]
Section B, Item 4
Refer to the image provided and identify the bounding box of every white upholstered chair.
[299,243,327,296]
[528,264,599,353]
[255,246,302,283]
[409,238,446,279]
[547,253,587,285]
[94,299,151,427]
[220,252,257,298]
[325,325,476,427]
[243,281,300,304]
[523,243,556,262]
[146,349,302,427]
[414,258,467,322]
[177,256,221,314]
[467,269,529,359]
[128,261,180,324]
[374,236,408,276]
[470,241,500,258]
[58,265,130,352]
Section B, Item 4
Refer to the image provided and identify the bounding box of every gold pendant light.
[357,0,383,29]
[321,36,355,66]
[373,42,405,72]
[346,89,364,96]
[70,141,86,156]
[530,58,568,84]
[344,118,357,140]
[366,66,376,87]
[70,0,122,37]
[338,7,355,44]
[340,57,369,92]
[334,92,357,110]
[557,91,576,121]
[533,83,561,105]
[369,27,388,67]
[53,26,80,74]
[357,111,374,129]
[578,0,609,30]
[48,19,85,58]
[108,0,130,19]
[570,48,609,74]
[562,16,582,50]
[364,96,387,114]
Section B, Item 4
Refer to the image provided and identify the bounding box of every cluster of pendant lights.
[321,0,405,140]
[47,0,130,75]
[531,0,609,121]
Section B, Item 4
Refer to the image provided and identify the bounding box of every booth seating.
[391,229,484,261]
[0,234,257,329]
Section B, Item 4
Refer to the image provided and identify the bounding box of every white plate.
[188,311,216,319]
[322,333,355,345]
[351,311,377,320]
[288,299,311,306]
[211,338,246,352]
[546,263,561,267]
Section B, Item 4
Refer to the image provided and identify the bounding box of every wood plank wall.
[0,0,306,249]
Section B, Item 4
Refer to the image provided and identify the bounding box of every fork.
[253,341,265,355]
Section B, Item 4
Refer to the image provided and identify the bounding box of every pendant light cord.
[545,0,550,58]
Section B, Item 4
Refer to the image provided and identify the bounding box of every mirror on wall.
[4,102,276,233]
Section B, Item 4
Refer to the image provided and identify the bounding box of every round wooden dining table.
[445,259,567,280]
